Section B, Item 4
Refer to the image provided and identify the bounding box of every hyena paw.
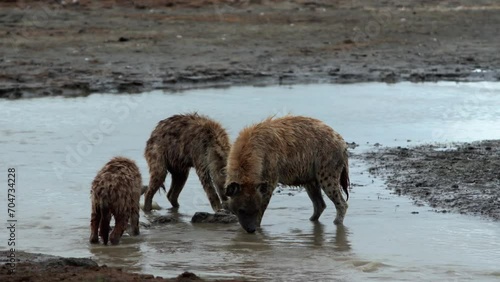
[333,217,344,225]
[89,236,99,244]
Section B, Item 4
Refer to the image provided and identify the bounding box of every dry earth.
[1,0,499,98]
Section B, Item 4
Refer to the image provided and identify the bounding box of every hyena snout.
[225,182,266,233]
[236,209,259,233]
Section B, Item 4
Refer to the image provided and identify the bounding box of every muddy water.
[1,82,500,281]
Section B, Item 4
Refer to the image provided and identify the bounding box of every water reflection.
[333,224,351,252]
[89,241,143,271]
[311,222,326,247]
[307,222,351,252]
[227,228,274,252]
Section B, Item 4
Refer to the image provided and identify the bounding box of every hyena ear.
[225,182,241,197]
[257,182,269,195]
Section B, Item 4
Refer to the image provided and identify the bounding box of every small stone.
[151,215,178,224]
[191,211,238,224]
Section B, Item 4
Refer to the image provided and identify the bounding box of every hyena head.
[225,182,268,233]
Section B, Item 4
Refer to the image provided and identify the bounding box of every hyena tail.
[141,184,166,196]
[98,198,111,245]
[340,160,350,202]
[144,144,168,195]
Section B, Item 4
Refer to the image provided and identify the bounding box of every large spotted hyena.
[143,113,231,213]
[225,115,350,233]
[89,157,142,245]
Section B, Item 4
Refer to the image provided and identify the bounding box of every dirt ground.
[357,139,500,221]
[1,0,499,99]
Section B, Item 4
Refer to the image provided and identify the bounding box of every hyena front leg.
[195,167,223,212]
[89,204,101,244]
[304,182,326,222]
[166,168,190,209]
[256,183,276,227]
[319,174,348,225]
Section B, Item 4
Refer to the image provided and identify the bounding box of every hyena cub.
[143,113,231,213]
[225,115,350,233]
[89,157,142,245]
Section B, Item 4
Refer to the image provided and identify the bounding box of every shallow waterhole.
[1,82,500,281]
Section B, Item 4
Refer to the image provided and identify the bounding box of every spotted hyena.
[143,113,231,213]
[225,115,350,233]
[89,156,142,245]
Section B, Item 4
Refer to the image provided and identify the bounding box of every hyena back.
[90,156,142,245]
[143,113,231,212]
[225,115,350,233]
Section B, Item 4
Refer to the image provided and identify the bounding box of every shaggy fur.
[143,113,231,212]
[89,157,142,245]
[225,115,350,233]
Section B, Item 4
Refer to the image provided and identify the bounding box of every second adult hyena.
[225,115,350,233]
[143,113,231,212]
[89,156,142,245]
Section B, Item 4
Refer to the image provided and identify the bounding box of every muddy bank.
[358,139,500,221]
[1,0,500,99]
[0,250,243,282]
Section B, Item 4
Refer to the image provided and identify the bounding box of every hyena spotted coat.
[143,113,231,212]
[90,157,142,245]
[225,115,350,233]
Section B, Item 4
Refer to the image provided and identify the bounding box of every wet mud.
[358,139,500,221]
[0,251,242,282]
[1,0,500,99]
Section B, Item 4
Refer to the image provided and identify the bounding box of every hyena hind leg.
[99,206,112,245]
[109,214,128,245]
[319,177,348,225]
[304,183,326,222]
[89,205,101,244]
[129,208,140,236]
[166,168,190,209]
[144,169,168,212]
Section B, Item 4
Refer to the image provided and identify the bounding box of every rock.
[177,271,202,280]
[140,201,161,211]
[346,141,359,149]
[150,215,178,224]
[191,211,238,224]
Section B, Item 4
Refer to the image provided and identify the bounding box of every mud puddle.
[1,82,500,281]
